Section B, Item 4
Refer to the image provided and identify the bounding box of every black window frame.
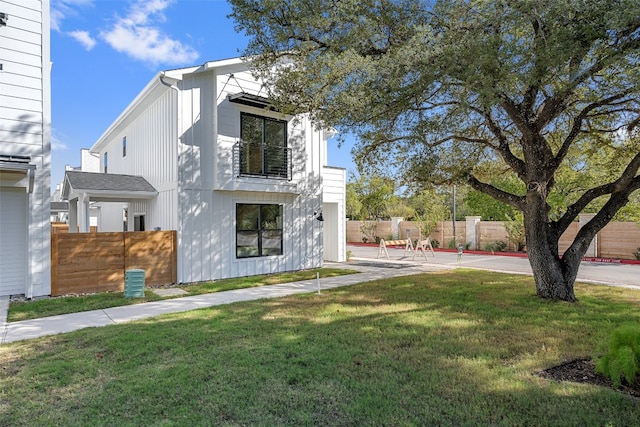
[239,112,288,178]
[236,203,283,258]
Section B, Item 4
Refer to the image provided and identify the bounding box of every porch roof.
[62,171,158,202]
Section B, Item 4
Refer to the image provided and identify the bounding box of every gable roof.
[62,171,158,202]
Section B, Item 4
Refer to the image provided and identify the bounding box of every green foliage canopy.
[231,0,640,301]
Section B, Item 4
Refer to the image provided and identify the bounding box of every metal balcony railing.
[233,140,292,180]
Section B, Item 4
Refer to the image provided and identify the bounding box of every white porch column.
[126,206,135,232]
[466,216,481,250]
[579,213,597,257]
[68,198,78,233]
[78,193,90,232]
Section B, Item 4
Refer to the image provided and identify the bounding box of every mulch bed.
[537,358,640,398]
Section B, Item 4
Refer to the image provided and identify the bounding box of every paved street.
[347,243,640,289]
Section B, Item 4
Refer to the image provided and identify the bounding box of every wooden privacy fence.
[51,231,177,296]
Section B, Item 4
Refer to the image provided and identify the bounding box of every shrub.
[504,213,526,251]
[360,221,378,244]
[595,324,640,387]
[633,247,640,261]
[484,241,507,253]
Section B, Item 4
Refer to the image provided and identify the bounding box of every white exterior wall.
[80,148,99,172]
[90,58,343,284]
[0,0,50,297]
[177,62,325,282]
[322,166,346,262]
[93,81,179,232]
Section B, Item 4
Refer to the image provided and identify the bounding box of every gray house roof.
[62,171,158,202]
[50,201,69,212]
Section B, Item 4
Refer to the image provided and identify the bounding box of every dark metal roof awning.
[228,92,274,109]
[0,154,36,193]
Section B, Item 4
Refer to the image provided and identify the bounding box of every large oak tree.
[230,0,640,301]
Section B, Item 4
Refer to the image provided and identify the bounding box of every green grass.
[7,268,357,322]
[2,270,640,426]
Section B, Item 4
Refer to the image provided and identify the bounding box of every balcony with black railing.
[233,140,292,181]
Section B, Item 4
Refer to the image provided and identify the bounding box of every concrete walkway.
[2,246,639,345]
[0,262,437,345]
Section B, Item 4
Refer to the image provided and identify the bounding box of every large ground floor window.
[236,204,283,258]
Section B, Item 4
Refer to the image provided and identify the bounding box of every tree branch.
[555,151,640,234]
[553,91,633,170]
[467,175,525,209]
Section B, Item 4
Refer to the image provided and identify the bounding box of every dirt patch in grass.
[538,358,640,399]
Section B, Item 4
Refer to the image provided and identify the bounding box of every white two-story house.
[63,57,346,284]
[0,0,51,298]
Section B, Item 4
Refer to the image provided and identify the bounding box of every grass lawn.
[7,267,357,322]
[1,270,639,426]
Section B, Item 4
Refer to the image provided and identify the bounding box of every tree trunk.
[526,244,578,302]
[523,198,579,302]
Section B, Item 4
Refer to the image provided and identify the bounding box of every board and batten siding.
[178,189,322,283]
[97,84,179,232]
[173,65,324,283]
[89,58,343,285]
[322,166,346,262]
[0,0,51,297]
[213,65,315,193]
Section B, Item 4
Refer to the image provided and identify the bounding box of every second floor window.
[104,152,108,173]
[240,113,287,178]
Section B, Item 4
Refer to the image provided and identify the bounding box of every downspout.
[159,72,182,283]
[26,186,32,299]
[26,163,36,299]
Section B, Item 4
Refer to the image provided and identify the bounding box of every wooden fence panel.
[51,231,177,296]
[125,231,178,286]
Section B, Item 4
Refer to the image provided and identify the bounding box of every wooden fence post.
[50,232,59,296]
[123,232,130,273]
[171,230,178,284]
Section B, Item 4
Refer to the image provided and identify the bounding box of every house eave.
[66,189,158,201]
[0,155,37,193]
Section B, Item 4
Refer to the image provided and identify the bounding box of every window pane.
[265,120,285,147]
[237,231,259,258]
[260,205,282,230]
[265,120,286,176]
[236,204,259,231]
[262,230,282,256]
[236,204,283,258]
[239,114,287,178]
[241,114,263,144]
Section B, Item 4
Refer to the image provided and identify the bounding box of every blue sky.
[50,0,355,190]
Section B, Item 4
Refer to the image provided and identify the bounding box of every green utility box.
[124,269,145,298]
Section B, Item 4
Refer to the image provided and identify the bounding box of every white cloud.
[68,30,97,51]
[51,0,94,32]
[100,0,199,66]
[51,130,68,151]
